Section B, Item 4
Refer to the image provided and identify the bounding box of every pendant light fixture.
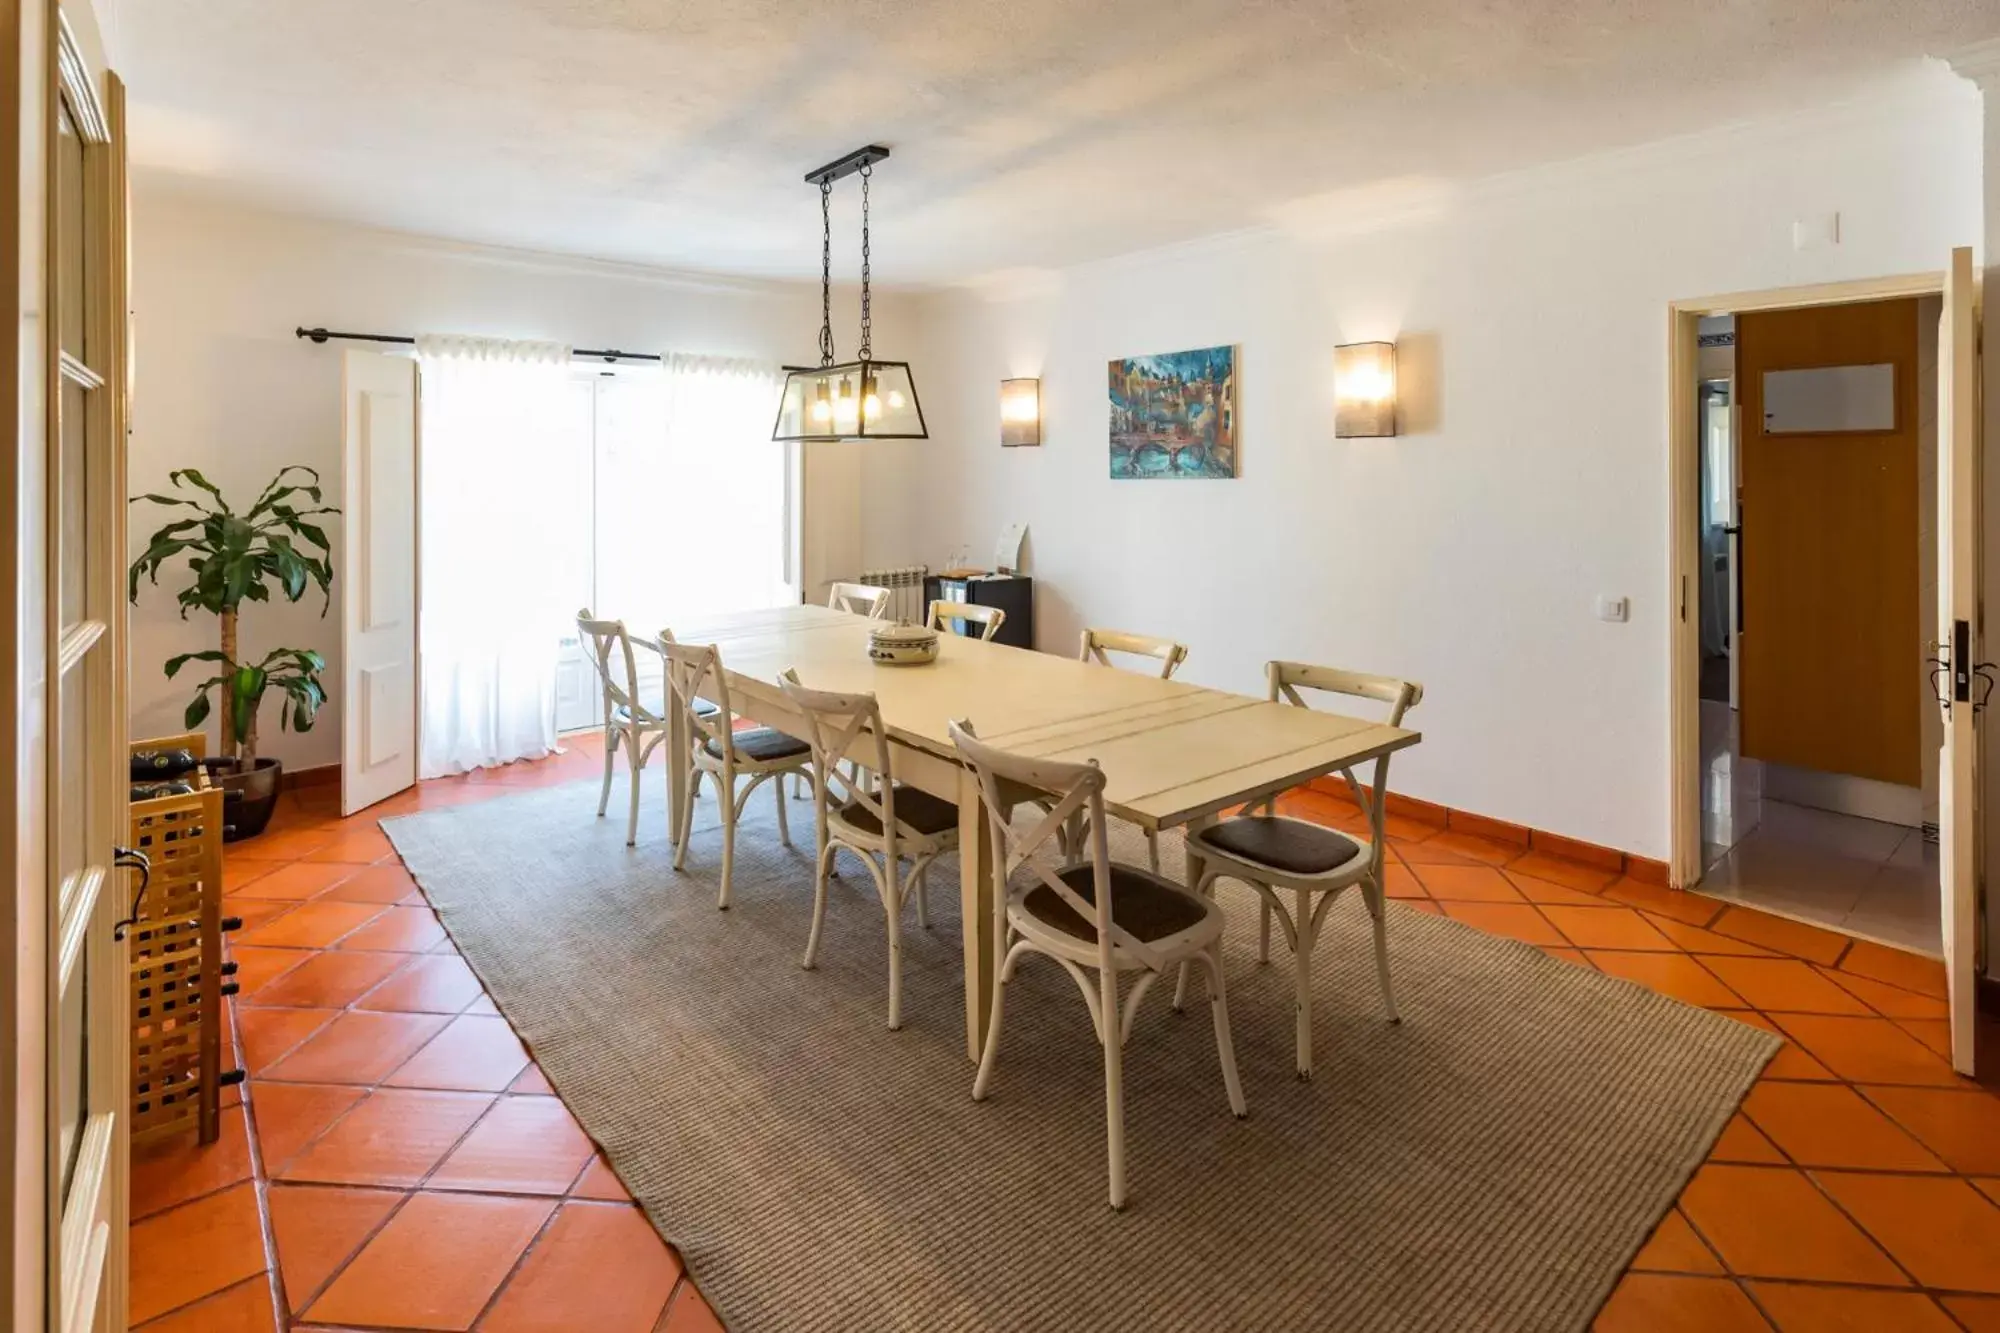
[772,145,928,442]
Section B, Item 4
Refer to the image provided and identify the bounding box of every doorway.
[1689,295,1942,955]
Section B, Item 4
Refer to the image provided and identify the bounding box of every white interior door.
[1937,245,1981,1077]
[341,349,419,814]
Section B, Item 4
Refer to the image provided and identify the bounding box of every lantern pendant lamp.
[773,145,928,442]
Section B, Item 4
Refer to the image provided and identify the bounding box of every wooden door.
[340,350,419,814]
[1936,247,1980,1077]
[1737,297,1922,785]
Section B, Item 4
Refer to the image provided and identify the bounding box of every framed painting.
[1108,344,1237,479]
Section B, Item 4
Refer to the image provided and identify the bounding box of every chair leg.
[1146,828,1161,874]
[717,776,738,910]
[972,941,1027,1102]
[1102,968,1128,1210]
[625,743,643,847]
[913,862,930,930]
[1364,878,1401,1023]
[773,773,792,847]
[1258,897,1272,964]
[1200,947,1249,1119]
[803,838,835,969]
[1293,887,1316,1080]
[597,729,618,817]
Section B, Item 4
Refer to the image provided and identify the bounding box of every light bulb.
[811,398,833,423]
[864,394,882,418]
[887,389,906,410]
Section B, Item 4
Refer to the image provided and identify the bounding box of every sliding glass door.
[554,361,795,734]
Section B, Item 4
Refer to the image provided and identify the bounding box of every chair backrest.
[778,670,906,847]
[928,600,1006,641]
[577,609,656,725]
[828,581,892,619]
[1267,660,1422,855]
[1079,626,1188,679]
[948,719,1166,973]
[658,636,737,760]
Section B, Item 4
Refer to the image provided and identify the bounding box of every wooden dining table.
[663,603,1422,1060]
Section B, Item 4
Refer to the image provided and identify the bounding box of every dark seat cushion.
[1023,864,1207,944]
[1194,815,1362,875]
[704,727,809,764]
[838,786,959,837]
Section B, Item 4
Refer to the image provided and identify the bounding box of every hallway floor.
[1702,701,1941,955]
[131,737,2000,1332]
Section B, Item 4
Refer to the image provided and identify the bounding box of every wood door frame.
[1668,270,1946,888]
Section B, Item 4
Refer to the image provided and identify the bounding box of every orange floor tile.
[127,739,2000,1331]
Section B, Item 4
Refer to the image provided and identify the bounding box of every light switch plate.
[1594,595,1629,623]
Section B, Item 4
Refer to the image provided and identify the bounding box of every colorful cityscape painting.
[1108,344,1237,479]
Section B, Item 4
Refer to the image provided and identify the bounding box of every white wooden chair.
[661,636,812,909]
[576,611,717,847]
[827,581,892,619]
[1074,626,1190,871]
[1079,626,1188,678]
[949,718,1246,1210]
[1173,661,1423,1080]
[928,599,1006,641]
[779,670,958,1030]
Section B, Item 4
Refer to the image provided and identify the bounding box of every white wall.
[860,64,1984,861]
[129,182,908,768]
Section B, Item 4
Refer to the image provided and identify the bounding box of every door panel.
[1937,247,1979,1077]
[1738,297,1922,786]
[342,350,419,814]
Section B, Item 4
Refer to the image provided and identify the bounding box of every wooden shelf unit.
[127,731,228,1146]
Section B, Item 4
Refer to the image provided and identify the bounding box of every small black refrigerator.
[923,573,1034,650]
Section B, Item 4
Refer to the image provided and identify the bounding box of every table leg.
[666,704,689,850]
[1174,814,1214,1010]
[958,765,999,1062]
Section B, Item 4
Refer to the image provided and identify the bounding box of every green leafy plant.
[128,465,339,767]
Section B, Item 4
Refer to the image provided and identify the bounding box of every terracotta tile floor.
[130,741,2000,1332]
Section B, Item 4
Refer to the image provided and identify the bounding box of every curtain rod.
[295,326,661,364]
[295,327,815,373]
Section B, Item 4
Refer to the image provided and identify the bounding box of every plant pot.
[205,757,283,842]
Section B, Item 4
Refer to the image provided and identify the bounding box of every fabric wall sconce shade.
[1334,341,1398,438]
[1000,378,1041,447]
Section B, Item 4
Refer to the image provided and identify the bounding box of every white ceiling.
[115,0,1995,287]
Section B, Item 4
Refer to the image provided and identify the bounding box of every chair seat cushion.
[838,786,959,837]
[1194,815,1362,875]
[1023,864,1208,944]
[704,727,809,764]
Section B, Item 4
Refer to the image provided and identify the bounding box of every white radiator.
[855,566,929,623]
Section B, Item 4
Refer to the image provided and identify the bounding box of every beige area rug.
[385,780,1775,1333]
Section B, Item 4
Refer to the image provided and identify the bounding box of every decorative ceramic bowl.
[869,621,940,666]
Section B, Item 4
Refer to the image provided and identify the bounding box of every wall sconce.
[1334,341,1398,438]
[1000,377,1041,447]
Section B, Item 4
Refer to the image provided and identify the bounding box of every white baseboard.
[1763,763,1923,827]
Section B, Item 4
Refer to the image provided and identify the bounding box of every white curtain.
[416,334,577,777]
[593,353,792,637]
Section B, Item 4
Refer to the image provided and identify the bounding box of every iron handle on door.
[112,845,151,940]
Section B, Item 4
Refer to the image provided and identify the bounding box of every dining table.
[663,603,1423,1061]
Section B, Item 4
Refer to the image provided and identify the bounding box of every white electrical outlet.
[1594,595,1629,623]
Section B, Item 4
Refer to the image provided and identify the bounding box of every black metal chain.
[858,164,872,360]
[817,178,835,367]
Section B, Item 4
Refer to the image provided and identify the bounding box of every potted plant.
[129,465,339,840]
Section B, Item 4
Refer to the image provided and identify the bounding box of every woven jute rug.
[385,779,1775,1332]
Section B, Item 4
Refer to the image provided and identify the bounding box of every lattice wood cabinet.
[127,731,239,1145]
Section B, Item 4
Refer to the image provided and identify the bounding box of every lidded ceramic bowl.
[868,620,940,666]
